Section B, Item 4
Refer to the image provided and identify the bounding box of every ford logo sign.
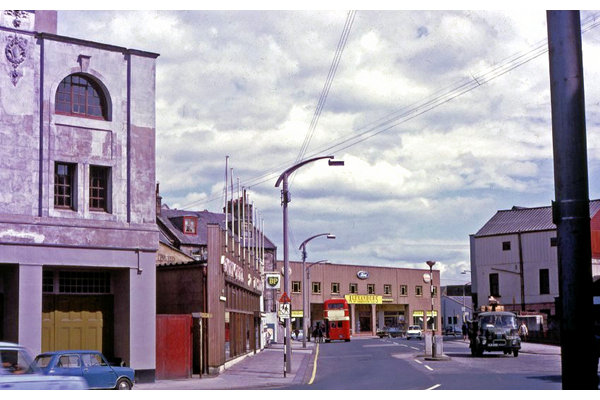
[357,271,369,280]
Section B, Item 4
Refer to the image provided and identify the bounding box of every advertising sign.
[265,273,281,289]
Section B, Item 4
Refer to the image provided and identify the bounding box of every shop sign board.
[344,294,382,304]
[265,273,281,289]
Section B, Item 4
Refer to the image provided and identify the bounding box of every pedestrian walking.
[313,325,320,343]
[518,321,528,341]
[462,322,468,341]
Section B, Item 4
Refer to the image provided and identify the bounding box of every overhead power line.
[179,12,600,211]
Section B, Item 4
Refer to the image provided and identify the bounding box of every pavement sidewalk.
[135,339,316,390]
[448,337,561,355]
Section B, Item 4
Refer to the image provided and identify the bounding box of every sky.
[55,6,600,287]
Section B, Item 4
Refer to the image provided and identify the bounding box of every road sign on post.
[278,292,291,319]
[279,292,291,304]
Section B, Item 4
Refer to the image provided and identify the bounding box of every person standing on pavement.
[318,324,324,343]
[519,321,528,341]
[462,322,468,341]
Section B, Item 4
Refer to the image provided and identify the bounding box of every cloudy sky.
[57,7,600,286]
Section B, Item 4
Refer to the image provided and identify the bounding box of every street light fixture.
[300,234,335,348]
[275,155,344,373]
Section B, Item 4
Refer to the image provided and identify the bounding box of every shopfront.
[283,261,441,338]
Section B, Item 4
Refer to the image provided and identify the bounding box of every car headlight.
[480,338,486,345]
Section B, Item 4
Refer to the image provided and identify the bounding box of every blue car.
[34,350,134,390]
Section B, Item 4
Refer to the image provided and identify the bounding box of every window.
[349,283,358,294]
[54,162,76,209]
[550,237,558,247]
[415,286,423,296]
[57,355,80,368]
[89,165,110,212]
[331,282,340,294]
[489,273,500,297]
[58,271,111,294]
[367,284,375,294]
[55,74,108,120]
[431,286,438,297]
[183,216,197,235]
[400,285,408,296]
[292,281,301,293]
[312,282,321,294]
[502,241,511,251]
[539,269,550,295]
[383,284,392,295]
[42,270,54,293]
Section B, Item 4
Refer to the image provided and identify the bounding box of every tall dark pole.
[547,11,597,390]
[275,156,343,373]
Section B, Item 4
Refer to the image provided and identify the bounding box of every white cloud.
[57,10,600,285]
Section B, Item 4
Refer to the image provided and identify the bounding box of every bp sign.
[265,273,281,289]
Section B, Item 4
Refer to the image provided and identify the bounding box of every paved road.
[134,337,560,390]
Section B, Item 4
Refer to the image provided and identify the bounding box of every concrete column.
[371,304,377,335]
[349,303,356,335]
[18,264,43,354]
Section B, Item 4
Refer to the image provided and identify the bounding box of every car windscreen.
[34,354,53,368]
[0,349,37,375]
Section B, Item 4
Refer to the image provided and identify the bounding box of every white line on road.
[414,359,422,364]
[424,365,433,371]
[426,384,441,390]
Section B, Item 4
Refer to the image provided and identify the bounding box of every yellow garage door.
[42,295,113,354]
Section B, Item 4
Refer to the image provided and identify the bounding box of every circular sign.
[357,270,369,280]
[423,273,431,284]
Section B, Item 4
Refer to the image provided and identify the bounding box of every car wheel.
[513,350,519,357]
[116,378,132,390]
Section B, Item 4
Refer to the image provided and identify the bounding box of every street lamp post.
[304,259,329,345]
[426,260,436,358]
[300,235,335,348]
[275,156,344,373]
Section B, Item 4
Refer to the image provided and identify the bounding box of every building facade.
[470,201,600,331]
[0,10,159,381]
[156,194,277,375]
[277,261,441,336]
[441,285,472,334]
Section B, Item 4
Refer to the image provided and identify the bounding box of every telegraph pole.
[547,10,598,390]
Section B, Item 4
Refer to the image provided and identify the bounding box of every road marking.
[308,342,320,385]
[410,347,420,350]
[426,384,441,390]
[424,365,433,371]
[414,359,422,364]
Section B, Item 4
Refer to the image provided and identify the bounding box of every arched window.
[55,74,108,120]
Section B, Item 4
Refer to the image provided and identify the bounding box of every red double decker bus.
[323,298,351,342]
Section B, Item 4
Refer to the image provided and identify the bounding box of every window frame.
[55,74,108,120]
[399,285,408,296]
[489,273,500,297]
[415,285,423,297]
[183,216,198,235]
[292,281,301,294]
[89,165,111,213]
[383,284,392,295]
[331,282,340,294]
[349,283,358,294]
[54,162,77,210]
[312,282,321,294]
[367,284,375,294]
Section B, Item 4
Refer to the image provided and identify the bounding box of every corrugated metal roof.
[475,199,600,237]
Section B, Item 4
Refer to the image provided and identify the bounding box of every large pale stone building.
[0,10,159,381]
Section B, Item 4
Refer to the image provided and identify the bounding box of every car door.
[81,353,116,389]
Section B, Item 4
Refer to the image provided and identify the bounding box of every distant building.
[441,285,472,334]
[0,10,159,381]
[279,261,441,336]
[469,200,600,330]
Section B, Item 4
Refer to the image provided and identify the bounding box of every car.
[0,342,88,390]
[34,350,135,390]
[292,330,304,341]
[469,311,521,357]
[445,326,461,336]
[376,326,403,338]
[406,325,423,340]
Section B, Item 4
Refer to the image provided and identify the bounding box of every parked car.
[406,325,423,340]
[0,342,88,390]
[34,350,134,390]
[376,326,403,338]
[445,326,461,336]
